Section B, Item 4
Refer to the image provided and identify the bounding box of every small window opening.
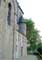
[21,47,23,56]
[7,3,12,25]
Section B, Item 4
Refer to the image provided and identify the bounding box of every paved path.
[14,55,38,60]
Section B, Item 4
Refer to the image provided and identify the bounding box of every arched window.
[7,3,12,25]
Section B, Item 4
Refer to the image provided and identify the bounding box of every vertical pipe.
[12,0,16,60]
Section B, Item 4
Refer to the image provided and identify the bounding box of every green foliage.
[24,19,40,51]
[37,42,42,49]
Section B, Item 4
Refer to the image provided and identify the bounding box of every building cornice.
[16,1,24,14]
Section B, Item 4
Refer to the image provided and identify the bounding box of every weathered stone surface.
[0,0,27,60]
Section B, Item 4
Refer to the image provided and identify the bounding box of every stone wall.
[14,31,27,58]
[0,0,27,60]
[0,0,15,60]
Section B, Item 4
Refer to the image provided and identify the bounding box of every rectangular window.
[16,45,17,52]
[21,47,23,56]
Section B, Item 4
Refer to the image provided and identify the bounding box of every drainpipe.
[12,0,16,60]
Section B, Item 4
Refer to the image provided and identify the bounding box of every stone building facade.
[0,0,27,60]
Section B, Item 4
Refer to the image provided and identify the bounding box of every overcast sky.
[17,0,42,37]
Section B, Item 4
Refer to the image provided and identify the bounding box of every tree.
[37,42,42,54]
[24,19,41,52]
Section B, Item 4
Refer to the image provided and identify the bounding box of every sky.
[17,0,42,38]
